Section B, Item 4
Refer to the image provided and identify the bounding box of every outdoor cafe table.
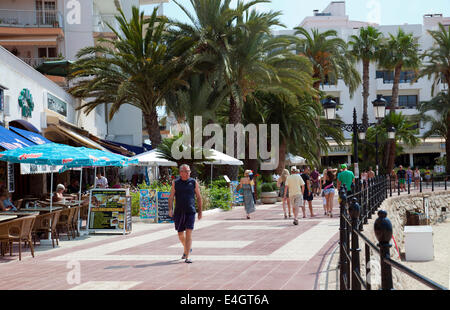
[23,207,63,213]
[0,211,40,217]
[0,215,17,222]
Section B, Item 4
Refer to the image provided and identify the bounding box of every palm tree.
[291,27,361,165]
[418,23,450,94]
[171,0,286,179]
[416,92,450,173]
[68,7,195,148]
[417,23,450,173]
[376,112,420,171]
[292,27,361,95]
[349,26,383,127]
[378,28,420,171]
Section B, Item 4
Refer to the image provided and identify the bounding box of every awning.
[9,126,52,145]
[36,60,74,77]
[0,126,35,150]
[9,119,42,134]
[47,124,108,151]
[0,36,57,46]
[104,140,150,156]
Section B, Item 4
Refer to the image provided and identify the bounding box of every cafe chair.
[0,216,36,261]
[56,208,76,241]
[32,211,61,248]
[70,207,80,238]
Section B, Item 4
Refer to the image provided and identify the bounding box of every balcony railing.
[0,9,63,28]
[20,57,61,68]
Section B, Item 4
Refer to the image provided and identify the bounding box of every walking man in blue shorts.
[168,164,203,263]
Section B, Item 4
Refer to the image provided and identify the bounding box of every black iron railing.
[339,175,448,290]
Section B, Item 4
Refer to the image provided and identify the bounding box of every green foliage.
[130,191,140,216]
[261,183,274,193]
[211,179,228,188]
[271,182,278,191]
[209,186,232,211]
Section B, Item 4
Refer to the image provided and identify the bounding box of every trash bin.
[404,226,434,261]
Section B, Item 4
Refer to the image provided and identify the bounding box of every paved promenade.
[0,197,340,290]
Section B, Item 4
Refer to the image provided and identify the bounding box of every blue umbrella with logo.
[0,143,96,213]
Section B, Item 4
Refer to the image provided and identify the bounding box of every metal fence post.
[420,175,423,193]
[349,198,362,290]
[374,210,394,290]
[389,175,392,197]
[339,187,349,290]
[432,174,434,192]
[398,180,401,196]
[408,181,410,195]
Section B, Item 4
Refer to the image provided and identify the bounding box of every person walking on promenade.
[414,167,421,190]
[424,167,432,187]
[237,170,256,219]
[277,169,291,219]
[337,164,355,196]
[368,166,375,180]
[323,170,336,217]
[390,169,397,190]
[310,168,320,197]
[397,165,407,192]
[284,166,305,225]
[361,169,368,189]
[301,167,315,218]
[168,164,203,264]
[406,166,413,189]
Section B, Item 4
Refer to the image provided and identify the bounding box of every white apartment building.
[0,0,167,149]
[274,1,448,169]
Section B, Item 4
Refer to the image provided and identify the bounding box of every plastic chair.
[70,207,80,238]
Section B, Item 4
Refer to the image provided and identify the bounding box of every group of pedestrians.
[390,166,431,191]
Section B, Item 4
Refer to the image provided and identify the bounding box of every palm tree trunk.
[390,65,402,112]
[227,95,242,180]
[387,65,402,172]
[143,109,162,148]
[276,139,287,175]
[362,60,370,128]
[447,112,450,175]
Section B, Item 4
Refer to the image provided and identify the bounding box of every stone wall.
[358,191,450,290]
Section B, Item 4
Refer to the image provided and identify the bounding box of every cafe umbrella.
[0,143,96,212]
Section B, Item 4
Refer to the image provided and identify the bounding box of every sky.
[142,0,450,30]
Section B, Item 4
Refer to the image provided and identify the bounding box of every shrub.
[261,183,274,192]
[210,179,228,188]
[209,186,232,210]
[271,182,278,191]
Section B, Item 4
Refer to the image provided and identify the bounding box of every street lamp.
[387,126,396,140]
[323,97,337,121]
[322,95,389,179]
[371,95,388,176]
[372,95,387,120]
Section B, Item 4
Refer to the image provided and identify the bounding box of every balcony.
[0,9,63,28]
[20,57,61,68]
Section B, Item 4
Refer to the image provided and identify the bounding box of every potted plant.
[260,183,278,204]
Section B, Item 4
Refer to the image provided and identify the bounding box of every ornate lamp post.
[323,95,391,178]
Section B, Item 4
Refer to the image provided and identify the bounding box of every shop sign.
[88,189,131,234]
[47,93,67,117]
[7,163,14,193]
[328,145,351,155]
[18,88,34,117]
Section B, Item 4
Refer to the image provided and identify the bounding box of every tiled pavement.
[0,197,341,290]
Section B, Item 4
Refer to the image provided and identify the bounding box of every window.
[384,95,418,109]
[376,70,416,84]
[36,1,57,25]
[38,47,57,58]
